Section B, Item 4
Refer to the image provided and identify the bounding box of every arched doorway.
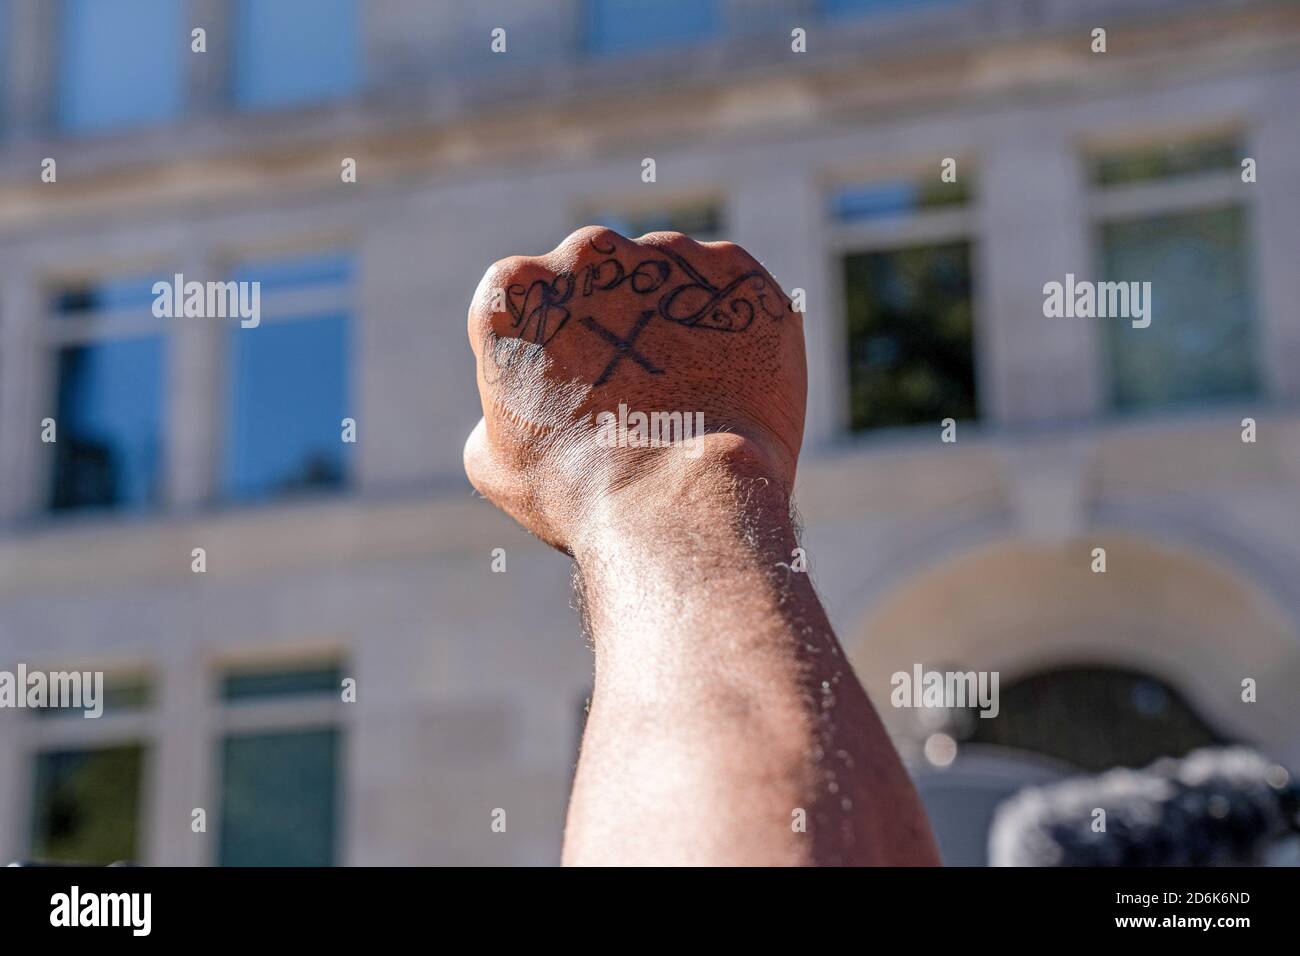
[844,533,1300,766]
[841,533,1300,862]
[966,664,1225,772]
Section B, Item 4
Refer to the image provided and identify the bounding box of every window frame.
[210,656,348,867]
[583,0,721,58]
[827,166,984,437]
[55,0,187,135]
[14,231,358,526]
[1084,131,1264,415]
[229,0,362,112]
[16,665,155,865]
[37,268,175,516]
[214,248,355,506]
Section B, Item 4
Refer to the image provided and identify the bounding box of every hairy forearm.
[562,439,940,866]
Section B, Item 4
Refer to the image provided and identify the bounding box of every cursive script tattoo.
[498,238,788,381]
[652,244,787,332]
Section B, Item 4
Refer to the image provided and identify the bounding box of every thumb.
[463,416,496,502]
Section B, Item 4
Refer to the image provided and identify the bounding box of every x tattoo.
[581,311,665,386]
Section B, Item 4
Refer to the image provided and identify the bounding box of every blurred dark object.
[989,747,1300,866]
[6,861,134,867]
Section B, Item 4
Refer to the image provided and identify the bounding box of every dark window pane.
[586,0,718,56]
[49,337,166,512]
[58,0,184,132]
[234,0,360,110]
[219,729,340,866]
[1092,138,1240,187]
[844,242,976,430]
[221,665,342,703]
[30,745,144,865]
[1102,206,1258,411]
[53,276,158,317]
[32,676,152,720]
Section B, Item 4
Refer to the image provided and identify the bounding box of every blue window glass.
[831,178,968,222]
[586,0,718,56]
[822,0,960,16]
[222,253,351,502]
[58,0,184,133]
[49,335,166,513]
[234,252,352,294]
[833,182,923,221]
[219,729,339,866]
[234,0,360,110]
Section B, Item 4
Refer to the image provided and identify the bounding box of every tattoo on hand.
[581,312,663,386]
[495,238,789,385]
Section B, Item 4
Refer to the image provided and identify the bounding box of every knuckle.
[554,225,624,259]
[470,256,550,333]
[636,229,696,251]
[481,254,536,291]
[702,239,758,269]
[702,239,742,256]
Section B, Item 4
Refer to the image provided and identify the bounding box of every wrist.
[568,431,825,668]
[569,432,797,570]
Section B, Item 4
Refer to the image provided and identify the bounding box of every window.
[219,730,339,866]
[25,673,151,864]
[222,252,352,503]
[831,178,967,223]
[823,0,962,17]
[221,665,342,702]
[1101,208,1258,410]
[30,745,146,865]
[590,204,723,241]
[47,278,167,513]
[1093,139,1242,188]
[58,0,184,133]
[234,0,360,110]
[32,676,152,720]
[1090,137,1259,411]
[585,0,718,56]
[844,243,976,429]
[216,663,343,866]
[835,173,977,431]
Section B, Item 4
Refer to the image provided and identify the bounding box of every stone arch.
[844,532,1300,765]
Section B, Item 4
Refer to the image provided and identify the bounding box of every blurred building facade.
[0,0,1297,865]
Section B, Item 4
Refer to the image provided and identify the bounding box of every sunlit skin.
[465,226,940,865]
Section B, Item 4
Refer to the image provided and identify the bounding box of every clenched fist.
[462,227,939,866]
[463,226,807,552]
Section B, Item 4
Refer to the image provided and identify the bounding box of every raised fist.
[464,226,806,551]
